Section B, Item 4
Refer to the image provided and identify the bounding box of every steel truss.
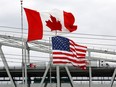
[0,34,116,87]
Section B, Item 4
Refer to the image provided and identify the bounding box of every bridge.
[0,66,115,77]
[0,34,116,87]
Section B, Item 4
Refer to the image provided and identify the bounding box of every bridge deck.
[0,66,115,77]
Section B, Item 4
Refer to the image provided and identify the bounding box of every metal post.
[0,45,16,87]
[20,0,25,87]
[27,76,31,87]
[110,68,116,87]
[49,37,52,87]
[44,82,48,87]
[65,66,74,87]
[56,66,60,87]
[27,44,30,64]
[88,51,92,87]
[39,64,50,87]
[49,62,52,87]
[26,43,30,87]
[24,42,28,87]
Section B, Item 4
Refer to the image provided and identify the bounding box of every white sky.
[0,0,116,35]
[0,0,116,66]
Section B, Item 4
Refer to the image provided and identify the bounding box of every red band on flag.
[24,8,43,41]
[64,11,77,32]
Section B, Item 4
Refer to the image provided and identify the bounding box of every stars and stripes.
[52,36,87,69]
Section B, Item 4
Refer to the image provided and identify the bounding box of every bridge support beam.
[0,45,16,87]
[65,66,75,87]
[110,68,116,87]
[39,64,50,87]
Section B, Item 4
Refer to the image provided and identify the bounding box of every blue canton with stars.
[52,36,70,51]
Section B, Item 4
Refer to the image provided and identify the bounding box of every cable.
[0,53,49,58]
[0,57,49,63]
[0,25,116,50]
[0,30,56,36]
[0,60,21,63]
[0,26,26,30]
[0,54,49,62]
[32,38,116,47]
[1,26,116,41]
[0,56,49,64]
[0,25,116,37]
[63,36,116,41]
[1,57,49,61]
[75,42,116,47]
[0,31,116,41]
[0,30,26,34]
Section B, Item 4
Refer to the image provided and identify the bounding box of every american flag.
[52,36,87,69]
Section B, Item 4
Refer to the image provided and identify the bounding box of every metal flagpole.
[20,0,27,87]
[55,30,61,87]
[20,0,24,87]
[88,51,92,87]
[56,66,60,87]
[49,37,52,87]
[49,30,58,87]
[24,42,28,87]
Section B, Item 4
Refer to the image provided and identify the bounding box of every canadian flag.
[24,8,77,41]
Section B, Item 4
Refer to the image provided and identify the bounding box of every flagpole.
[20,0,24,87]
[49,30,58,86]
[55,30,57,36]
[55,30,61,87]
[49,37,52,87]
[20,0,27,87]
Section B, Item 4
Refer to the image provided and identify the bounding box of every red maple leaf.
[46,15,62,31]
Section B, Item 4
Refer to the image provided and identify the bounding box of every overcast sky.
[0,0,116,66]
[0,0,116,35]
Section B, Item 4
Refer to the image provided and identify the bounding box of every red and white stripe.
[53,40,87,69]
